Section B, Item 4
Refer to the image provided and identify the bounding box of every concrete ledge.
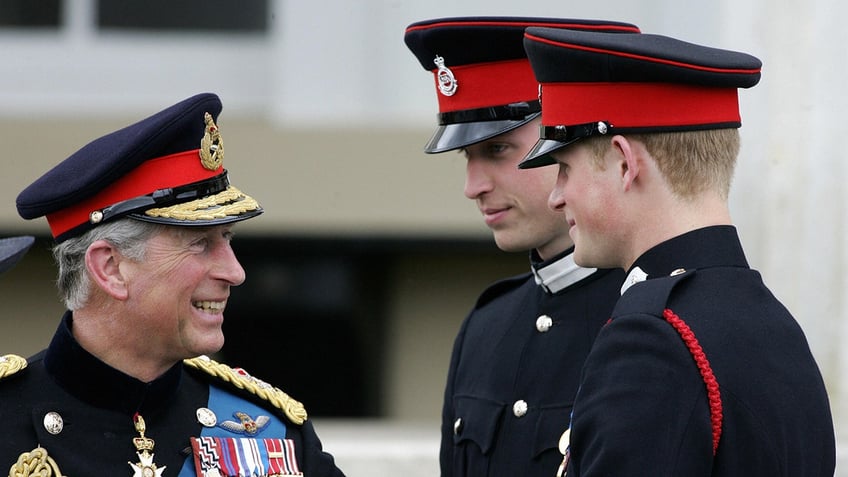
[314,419,440,477]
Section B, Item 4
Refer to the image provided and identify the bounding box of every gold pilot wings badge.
[219,411,271,436]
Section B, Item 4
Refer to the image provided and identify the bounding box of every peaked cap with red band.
[16,93,262,243]
[519,28,762,169]
[404,17,640,153]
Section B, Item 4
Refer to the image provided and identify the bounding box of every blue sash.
[178,385,301,476]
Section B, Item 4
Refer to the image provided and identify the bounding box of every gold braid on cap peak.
[184,355,308,425]
[143,186,260,221]
[0,354,27,381]
[9,446,66,477]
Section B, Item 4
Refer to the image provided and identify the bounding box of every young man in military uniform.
[519,27,836,475]
[0,93,345,477]
[404,17,637,476]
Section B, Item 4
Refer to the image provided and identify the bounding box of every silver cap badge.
[434,55,458,97]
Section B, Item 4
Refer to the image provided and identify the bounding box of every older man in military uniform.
[404,17,637,477]
[0,93,345,477]
[519,28,836,475]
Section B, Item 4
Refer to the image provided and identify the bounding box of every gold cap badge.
[199,112,224,170]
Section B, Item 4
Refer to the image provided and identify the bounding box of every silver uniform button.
[196,407,218,427]
[536,315,553,332]
[43,411,64,435]
[453,417,463,435]
[513,400,528,417]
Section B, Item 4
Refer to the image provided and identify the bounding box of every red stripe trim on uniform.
[663,308,723,455]
[540,82,740,129]
[406,20,640,34]
[524,33,761,76]
[45,149,223,238]
[432,59,537,113]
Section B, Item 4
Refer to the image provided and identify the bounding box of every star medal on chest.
[128,413,166,477]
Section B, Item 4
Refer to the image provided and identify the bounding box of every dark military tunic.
[440,248,625,476]
[567,226,835,476]
[0,312,345,477]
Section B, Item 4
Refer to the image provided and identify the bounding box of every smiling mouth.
[482,206,509,222]
[193,301,225,313]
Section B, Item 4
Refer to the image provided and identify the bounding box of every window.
[224,237,389,417]
[0,0,61,28]
[98,0,269,33]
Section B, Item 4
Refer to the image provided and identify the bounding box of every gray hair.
[52,218,167,310]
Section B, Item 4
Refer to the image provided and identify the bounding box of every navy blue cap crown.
[519,28,762,168]
[404,17,640,153]
[405,17,639,70]
[17,93,262,242]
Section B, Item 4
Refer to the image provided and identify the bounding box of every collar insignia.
[620,266,649,295]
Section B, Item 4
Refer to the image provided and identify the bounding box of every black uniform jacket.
[440,249,625,477]
[0,312,345,477]
[567,226,835,476]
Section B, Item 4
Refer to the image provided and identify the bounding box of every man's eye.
[190,238,208,249]
[489,144,508,154]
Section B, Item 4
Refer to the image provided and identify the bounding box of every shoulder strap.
[614,268,692,316]
[475,273,529,307]
[614,270,723,455]
[0,354,27,381]
[184,355,308,425]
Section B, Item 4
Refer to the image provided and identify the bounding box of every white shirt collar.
[532,252,598,294]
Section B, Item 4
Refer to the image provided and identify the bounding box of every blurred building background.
[0,0,844,475]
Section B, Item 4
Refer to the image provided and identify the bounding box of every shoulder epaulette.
[475,272,531,308]
[184,355,307,425]
[613,269,694,317]
[0,354,27,381]
[611,269,722,455]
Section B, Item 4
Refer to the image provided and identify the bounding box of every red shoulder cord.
[662,308,723,455]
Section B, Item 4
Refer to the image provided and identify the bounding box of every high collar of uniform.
[621,225,749,295]
[531,247,598,294]
[44,312,183,414]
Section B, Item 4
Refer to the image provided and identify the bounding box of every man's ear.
[611,135,640,192]
[85,239,128,300]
